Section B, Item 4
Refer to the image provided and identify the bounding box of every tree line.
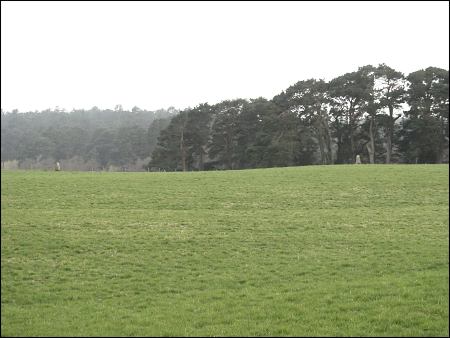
[149,64,449,171]
[1,106,177,170]
[1,64,448,171]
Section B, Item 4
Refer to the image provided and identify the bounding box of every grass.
[1,164,449,336]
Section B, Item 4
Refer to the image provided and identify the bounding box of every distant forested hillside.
[1,106,177,171]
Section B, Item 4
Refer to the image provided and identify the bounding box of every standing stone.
[355,155,361,164]
[55,161,61,171]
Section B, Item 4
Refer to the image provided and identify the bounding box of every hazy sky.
[1,1,449,112]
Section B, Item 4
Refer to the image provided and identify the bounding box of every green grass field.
[1,165,449,336]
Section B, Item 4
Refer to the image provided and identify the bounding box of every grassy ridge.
[1,165,449,336]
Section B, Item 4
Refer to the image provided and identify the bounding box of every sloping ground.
[1,165,449,336]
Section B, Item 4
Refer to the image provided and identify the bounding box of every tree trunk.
[367,117,375,164]
[290,131,296,166]
[336,132,344,164]
[436,116,445,164]
[318,135,325,165]
[385,135,392,164]
[226,134,232,170]
[349,105,356,163]
[385,105,394,164]
[199,148,204,171]
[180,128,186,171]
[321,115,333,164]
[315,126,326,165]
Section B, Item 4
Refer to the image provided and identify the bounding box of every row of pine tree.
[149,64,449,171]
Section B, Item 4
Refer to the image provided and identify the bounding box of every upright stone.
[355,155,361,164]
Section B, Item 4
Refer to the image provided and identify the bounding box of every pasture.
[1,165,449,336]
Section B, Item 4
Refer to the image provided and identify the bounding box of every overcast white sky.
[1,1,449,112]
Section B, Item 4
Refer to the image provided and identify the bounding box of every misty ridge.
[1,64,449,171]
[1,106,178,171]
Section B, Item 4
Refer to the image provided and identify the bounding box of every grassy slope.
[1,165,449,336]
